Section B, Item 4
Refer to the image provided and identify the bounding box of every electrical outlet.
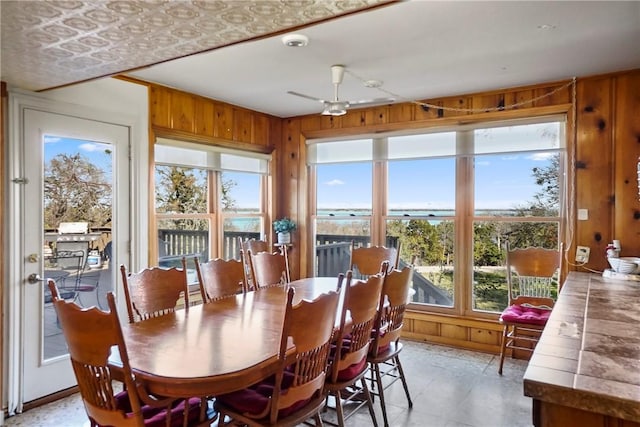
[576,246,590,263]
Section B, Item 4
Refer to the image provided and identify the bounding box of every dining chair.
[368,265,414,427]
[247,248,290,289]
[195,256,248,302]
[498,242,562,375]
[120,258,190,323]
[214,282,342,426]
[239,238,270,290]
[323,268,385,427]
[47,279,210,427]
[350,241,400,278]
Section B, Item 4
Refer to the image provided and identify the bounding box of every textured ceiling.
[0,0,391,91]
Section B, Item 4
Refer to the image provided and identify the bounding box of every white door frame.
[5,89,148,414]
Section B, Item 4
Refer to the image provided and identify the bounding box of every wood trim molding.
[152,126,273,155]
[298,104,572,140]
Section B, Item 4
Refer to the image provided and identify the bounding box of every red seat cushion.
[500,304,551,326]
[114,391,202,427]
[330,338,368,381]
[216,371,311,419]
[336,356,367,381]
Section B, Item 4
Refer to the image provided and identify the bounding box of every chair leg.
[361,377,379,427]
[393,355,413,408]
[314,412,324,426]
[372,363,390,427]
[498,324,509,375]
[217,410,227,427]
[334,390,345,427]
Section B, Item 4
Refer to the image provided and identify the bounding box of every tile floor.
[4,340,532,427]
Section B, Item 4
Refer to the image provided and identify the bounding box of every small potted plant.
[273,217,296,244]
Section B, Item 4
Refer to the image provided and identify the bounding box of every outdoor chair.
[498,243,562,375]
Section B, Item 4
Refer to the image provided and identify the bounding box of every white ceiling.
[2,1,639,119]
[126,0,640,118]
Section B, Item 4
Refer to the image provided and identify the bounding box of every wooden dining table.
[110,277,342,398]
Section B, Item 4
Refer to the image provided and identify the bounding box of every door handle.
[27,273,45,284]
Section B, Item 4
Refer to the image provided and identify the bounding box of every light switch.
[578,209,589,220]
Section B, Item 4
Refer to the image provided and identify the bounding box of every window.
[311,140,373,276]
[308,117,565,316]
[154,139,270,280]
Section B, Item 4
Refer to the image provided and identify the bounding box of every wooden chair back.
[239,237,270,290]
[241,238,269,255]
[350,241,400,277]
[370,265,413,357]
[248,248,290,289]
[120,258,189,323]
[330,268,385,383]
[48,279,145,427]
[195,256,247,302]
[506,242,562,307]
[270,286,341,424]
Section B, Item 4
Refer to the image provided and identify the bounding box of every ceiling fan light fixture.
[322,101,348,116]
[282,34,309,47]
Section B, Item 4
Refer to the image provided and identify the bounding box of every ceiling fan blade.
[287,91,327,104]
[348,97,396,107]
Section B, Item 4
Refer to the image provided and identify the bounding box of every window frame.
[153,137,271,264]
[307,115,566,319]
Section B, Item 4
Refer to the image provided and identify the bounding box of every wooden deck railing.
[156,229,451,304]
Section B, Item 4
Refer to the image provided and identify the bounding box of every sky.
[44,121,561,212]
[316,153,557,211]
[44,135,113,176]
[316,122,561,211]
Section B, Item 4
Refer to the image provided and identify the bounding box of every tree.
[220,173,237,211]
[155,166,206,230]
[44,153,111,229]
[155,166,238,230]
[531,153,560,215]
[507,152,561,249]
[387,219,452,266]
[473,222,502,266]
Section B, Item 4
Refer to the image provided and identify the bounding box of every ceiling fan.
[287,64,395,116]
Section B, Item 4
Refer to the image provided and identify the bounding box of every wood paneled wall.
[279,69,640,353]
[148,84,279,148]
[575,72,640,268]
[137,79,282,262]
[137,69,640,354]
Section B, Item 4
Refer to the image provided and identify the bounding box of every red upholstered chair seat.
[114,391,202,427]
[500,304,551,326]
[216,371,311,419]
[335,355,368,382]
[330,338,369,382]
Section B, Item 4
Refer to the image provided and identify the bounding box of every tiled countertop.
[523,271,640,422]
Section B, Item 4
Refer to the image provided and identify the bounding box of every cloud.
[325,179,344,186]
[528,152,555,161]
[44,136,61,144]
[79,142,108,152]
[476,160,491,166]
